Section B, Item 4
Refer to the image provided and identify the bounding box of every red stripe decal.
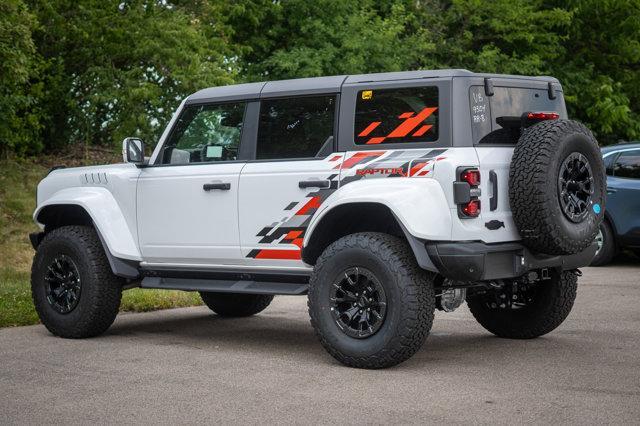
[340,151,385,169]
[409,162,428,176]
[285,230,303,240]
[358,121,381,137]
[398,112,414,119]
[413,124,433,137]
[296,196,321,215]
[366,137,386,145]
[329,155,342,162]
[292,238,304,248]
[387,107,437,138]
[255,249,301,260]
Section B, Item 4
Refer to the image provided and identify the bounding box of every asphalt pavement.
[1,262,639,424]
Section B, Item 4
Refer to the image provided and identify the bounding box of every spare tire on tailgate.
[509,119,605,255]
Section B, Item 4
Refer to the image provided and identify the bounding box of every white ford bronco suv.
[31,70,604,369]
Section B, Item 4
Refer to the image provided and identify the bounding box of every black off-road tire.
[590,220,616,266]
[31,226,123,338]
[466,270,577,339]
[308,232,436,369]
[509,120,606,255]
[199,292,273,317]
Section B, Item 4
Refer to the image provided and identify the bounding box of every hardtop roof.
[186,69,559,104]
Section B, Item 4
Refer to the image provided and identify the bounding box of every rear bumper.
[425,241,597,281]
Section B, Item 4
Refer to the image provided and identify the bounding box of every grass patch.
[120,288,202,312]
[0,267,202,328]
[0,268,40,327]
[0,157,202,328]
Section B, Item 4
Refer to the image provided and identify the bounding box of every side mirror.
[122,137,145,164]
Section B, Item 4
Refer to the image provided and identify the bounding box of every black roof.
[186,69,559,104]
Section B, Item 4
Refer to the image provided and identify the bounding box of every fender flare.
[303,178,452,268]
[34,187,142,263]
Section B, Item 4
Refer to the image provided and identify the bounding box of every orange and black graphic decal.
[357,107,438,145]
[246,149,447,260]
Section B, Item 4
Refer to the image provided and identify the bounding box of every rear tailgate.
[474,146,520,243]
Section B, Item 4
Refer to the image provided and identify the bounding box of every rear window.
[355,87,439,145]
[470,86,564,144]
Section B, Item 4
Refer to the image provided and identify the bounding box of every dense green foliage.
[1,0,639,155]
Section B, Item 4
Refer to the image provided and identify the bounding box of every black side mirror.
[122,137,145,164]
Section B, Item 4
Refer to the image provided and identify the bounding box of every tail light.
[454,168,481,218]
[461,169,481,186]
[462,199,481,217]
[526,111,559,121]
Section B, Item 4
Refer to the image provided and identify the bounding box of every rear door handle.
[203,182,231,191]
[299,179,330,189]
[489,170,498,211]
[607,186,618,194]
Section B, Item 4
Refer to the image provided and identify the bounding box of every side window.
[160,102,245,165]
[256,95,336,160]
[603,153,617,176]
[355,86,439,145]
[613,150,640,179]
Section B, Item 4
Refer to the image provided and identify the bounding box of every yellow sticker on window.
[361,90,373,100]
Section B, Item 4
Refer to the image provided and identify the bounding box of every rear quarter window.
[354,86,439,145]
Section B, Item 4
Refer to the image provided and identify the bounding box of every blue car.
[591,142,640,265]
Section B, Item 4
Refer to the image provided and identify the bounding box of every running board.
[140,276,309,295]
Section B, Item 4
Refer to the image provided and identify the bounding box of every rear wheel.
[31,226,123,338]
[308,232,436,369]
[466,270,577,339]
[590,220,616,266]
[509,120,606,255]
[199,292,273,317]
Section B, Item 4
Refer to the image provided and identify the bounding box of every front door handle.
[203,182,231,191]
[299,179,331,189]
[607,186,618,194]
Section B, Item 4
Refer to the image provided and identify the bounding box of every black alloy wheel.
[558,152,594,223]
[329,266,387,339]
[44,254,82,314]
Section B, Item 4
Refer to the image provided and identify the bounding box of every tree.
[26,0,237,152]
[547,0,640,144]
[0,0,41,156]
[225,0,438,81]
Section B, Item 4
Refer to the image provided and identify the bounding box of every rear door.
[238,93,342,268]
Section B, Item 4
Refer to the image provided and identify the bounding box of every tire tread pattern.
[31,226,122,338]
[467,271,577,339]
[308,232,435,369]
[509,119,603,255]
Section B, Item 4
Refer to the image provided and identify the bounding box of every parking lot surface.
[1,263,639,424]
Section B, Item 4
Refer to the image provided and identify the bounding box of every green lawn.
[0,156,201,328]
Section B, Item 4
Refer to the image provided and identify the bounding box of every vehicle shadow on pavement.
[104,308,330,361]
[93,305,586,370]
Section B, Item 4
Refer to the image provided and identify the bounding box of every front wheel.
[31,226,123,338]
[308,232,436,369]
[466,270,577,339]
